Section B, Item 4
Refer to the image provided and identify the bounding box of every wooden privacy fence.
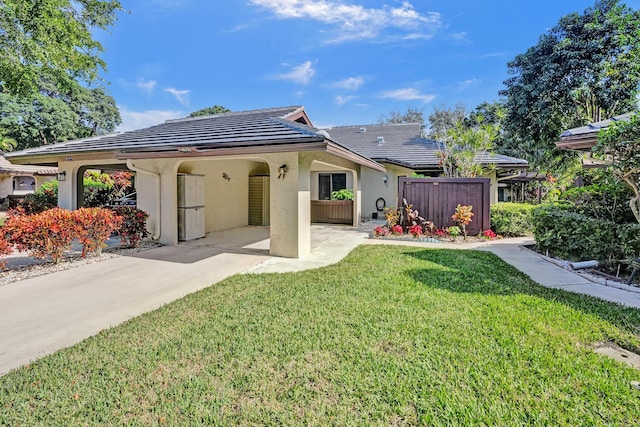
[398,178,490,235]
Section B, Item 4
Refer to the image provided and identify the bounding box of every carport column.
[353,167,361,227]
[267,153,311,258]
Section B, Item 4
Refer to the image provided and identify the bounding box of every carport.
[6,107,384,258]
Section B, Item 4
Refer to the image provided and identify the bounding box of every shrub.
[330,188,354,201]
[373,226,389,237]
[490,203,537,237]
[448,226,461,238]
[112,207,150,247]
[452,205,473,239]
[0,233,13,270]
[384,207,400,228]
[561,182,635,224]
[391,224,403,235]
[4,208,79,263]
[74,208,122,257]
[531,204,637,264]
[20,180,58,214]
[409,224,423,238]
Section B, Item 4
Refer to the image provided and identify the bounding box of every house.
[322,123,529,218]
[555,112,636,151]
[5,107,384,258]
[0,155,57,206]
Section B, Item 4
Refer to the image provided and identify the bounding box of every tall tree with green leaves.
[501,0,640,171]
[0,83,121,150]
[425,103,467,140]
[0,0,123,97]
[595,113,640,223]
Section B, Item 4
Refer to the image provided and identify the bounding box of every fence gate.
[398,178,490,235]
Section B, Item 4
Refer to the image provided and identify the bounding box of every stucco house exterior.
[322,123,529,218]
[6,107,384,258]
[0,155,57,204]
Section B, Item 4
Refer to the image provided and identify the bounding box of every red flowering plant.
[4,207,79,263]
[112,206,150,247]
[482,229,497,240]
[391,224,404,235]
[74,208,123,257]
[409,224,423,238]
[433,228,448,238]
[373,226,389,237]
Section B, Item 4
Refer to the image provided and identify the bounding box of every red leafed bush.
[4,208,79,263]
[112,206,150,248]
[74,208,122,257]
[0,232,13,270]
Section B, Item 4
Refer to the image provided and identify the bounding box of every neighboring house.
[6,107,384,258]
[0,155,57,204]
[322,124,529,218]
[555,112,636,151]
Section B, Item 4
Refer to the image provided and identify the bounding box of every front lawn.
[1,245,640,425]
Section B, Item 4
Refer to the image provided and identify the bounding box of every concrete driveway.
[0,224,372,375]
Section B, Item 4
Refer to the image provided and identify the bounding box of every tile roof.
[324,123,528,169]
[0,155,57,175]
[560,112,636,138]
[6,106,327,160]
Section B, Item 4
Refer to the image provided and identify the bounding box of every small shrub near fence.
[490,203,537,237]
[531,204,640,264]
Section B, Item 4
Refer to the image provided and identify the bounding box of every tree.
[189,105,230,117]
[439,117,499,178]
[426,103,467,140]
[501,0,640,172]
[0,0,123,97]
[378,107,425,131]
[0,82,121,150]
[595,112,640,224]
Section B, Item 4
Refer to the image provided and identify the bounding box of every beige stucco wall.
[360,164,414,219]
[179,159,265,233]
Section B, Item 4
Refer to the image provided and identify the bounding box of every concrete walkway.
[2,224,640,376]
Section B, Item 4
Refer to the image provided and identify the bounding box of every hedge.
[490,203,537,237]
[531,204,640,264]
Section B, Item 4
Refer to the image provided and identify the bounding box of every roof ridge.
[323,122,421,130]
[165,106,304,124]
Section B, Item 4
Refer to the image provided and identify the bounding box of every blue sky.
[99,0,640,132]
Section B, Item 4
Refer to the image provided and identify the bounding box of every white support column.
[353,167,361,227]
[267,153,311,258]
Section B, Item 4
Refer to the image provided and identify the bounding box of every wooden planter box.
[311,200,353,224]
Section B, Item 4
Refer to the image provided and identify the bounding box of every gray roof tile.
[7,106,327,159]
[324,123,528,169]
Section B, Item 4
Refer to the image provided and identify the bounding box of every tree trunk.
[623,176,640,224]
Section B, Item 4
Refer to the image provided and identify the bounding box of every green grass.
[2,245,640,426]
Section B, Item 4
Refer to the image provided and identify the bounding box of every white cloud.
[380,88,436,103]
[251,0,442,43]
[136,78,157,94]
[457,78,480,91]
[117,107,184,132]
[336,95,356,106]
[164,87,191,106]
[331,76,364,92]
[276,61,315,85]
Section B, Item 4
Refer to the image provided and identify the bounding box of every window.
[318,173,346,200]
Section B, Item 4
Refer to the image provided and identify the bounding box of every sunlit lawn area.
[2,245,640,425]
